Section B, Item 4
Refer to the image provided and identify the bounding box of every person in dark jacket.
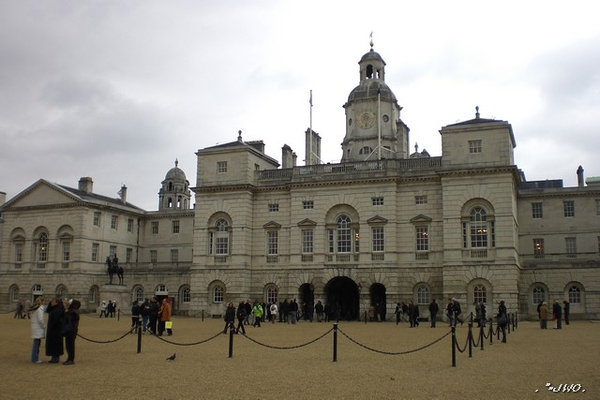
[408,301,419,327]
[497,300,508,343]
[45,298,65,363]
[563,300,570,325]
[223,302,236,334]
[428,299,439,328]
[235,302,246,334]
[148,297,159,335]
[552,300,562,329]
[63,299,81,365]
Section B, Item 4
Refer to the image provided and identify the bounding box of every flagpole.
[309,90,313,165]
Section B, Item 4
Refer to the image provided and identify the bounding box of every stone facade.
[1,46,599,320]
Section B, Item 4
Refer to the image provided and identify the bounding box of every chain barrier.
[337,327,451,355]
[241,327,334,350]
[77,328,134,344]
[149,330,224,346]
[453,330,471,353]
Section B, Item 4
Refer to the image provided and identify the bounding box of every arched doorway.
[369,283,387,321]
[325,277,360,321]
[299,283,315,321]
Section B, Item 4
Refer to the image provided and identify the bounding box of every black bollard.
[507,313,511,334]
[137,319,142,354]
[332,323,338,362]
[489,319,494,345]
[468,322,473,358]
[117,309,120,321]
[202,310,205,322]
[479,324,484,351]
[451,325,456,367]
[228,324,234,358]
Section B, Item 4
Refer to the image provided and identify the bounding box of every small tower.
[158,159,191,210]
[341,38,409,162]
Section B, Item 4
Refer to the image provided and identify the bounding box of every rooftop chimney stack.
[78,177,93,193]
[577,166,584,188]
[119,185,128,204]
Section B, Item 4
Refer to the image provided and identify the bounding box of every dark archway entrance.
[370,283,387,321]
[325,277,360,321]
[298,283,315,321]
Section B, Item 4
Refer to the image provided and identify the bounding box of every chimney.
[282,144,294,169]
[119,185,127,204]
[577,166,584,188]
[78,177,93,193]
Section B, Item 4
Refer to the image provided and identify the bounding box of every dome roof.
[163,159,187,182]
[359,48,386,65]
[347,80,397,103]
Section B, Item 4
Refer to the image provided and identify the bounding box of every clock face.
[357,111,376,129]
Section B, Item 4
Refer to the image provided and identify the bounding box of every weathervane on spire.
[175,158,178,168]
[370,31,374,48]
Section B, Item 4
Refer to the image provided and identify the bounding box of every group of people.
[537,299,570,330]
[98,300,117,318]
[129,297,172,336]
[29,297,81,365]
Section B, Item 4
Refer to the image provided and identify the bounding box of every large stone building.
[1,45,599,320]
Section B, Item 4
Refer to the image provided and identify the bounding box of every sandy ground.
[2,312,599,400]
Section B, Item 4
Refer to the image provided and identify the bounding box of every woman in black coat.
[496,300,508,343]
[45,298,65,363]
[63,299,81,365]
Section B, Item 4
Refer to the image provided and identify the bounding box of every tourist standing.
[563,300,570,325]
[45,298,64,363]
[158,298,172,336]
[223,302,236,333]
[63,299,81,365]
[428,299,439,328]
[497,300,507,343]
[29,297,45,363]
[235,302,246,334]
[552,300,562,329]
[539,302,548,329]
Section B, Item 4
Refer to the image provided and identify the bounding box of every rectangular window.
[172,220,180,234]
[469,140,482,153]
[565,237,577,257]
[531,202,543,219]
[111,215,118,230]
[416,226,429,251]
[533,238,544,258]
[109,245,117,258]
[171,249,179,263]
[268,203,279,212]
[595,199,600,216]
[563,200,575,217]
[217,161,228,173]
[127,218,134,232]
[302,229,314,253]
[415,196,428,205]
[61,244,71,263]
[15,243,23,263]
[93,212,101,227]
[150,250,157,265]
[302,200,314,210]
[126,248,133,263]
[267,231,278,255]
[91,243,99,262]
[151,221,159,234]
[372,197,384,206]
[372,227,385,252]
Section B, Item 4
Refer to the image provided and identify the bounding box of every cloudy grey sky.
[1,1,599,210]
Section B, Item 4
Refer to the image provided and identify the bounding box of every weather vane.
[370,31,374,48]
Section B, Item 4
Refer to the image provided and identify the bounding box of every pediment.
[297,218,317,227]
[263,221,282,229]
[2,180,80,209]
[367,215,388,225]
[410,214,432,224]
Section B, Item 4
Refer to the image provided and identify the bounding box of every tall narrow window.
[92,243,99,262]
[267,231,278,255]
[337,215,352,253]
[213,285,224,303]
[111,215,118,230]
[211,219,230,255]
[171,249,179,263]
[36,233,48,262]
[532,286,545,304]
[533,238,544,259]
[416,285,430,304]
[266,286,278,304]
[416,226,429,251]
[302,229,314,254]
[568,285,581,304]
[14,242,23,263]
[172,220,180,234]
[565,237,577,257]
[150,250,158,265]
[151,221,159,234]
[93,212,101,227]
[62,241,70,262]
[372,227,384,252]
[127,219,134,232]
[126,248,133,263]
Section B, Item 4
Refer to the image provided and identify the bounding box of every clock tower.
[341,42,410,162]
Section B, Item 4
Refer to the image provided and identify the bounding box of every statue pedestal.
[100,284,131,314]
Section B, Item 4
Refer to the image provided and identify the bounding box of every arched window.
[56,285,67,300]
[359,146,373,155]
[35,232,48,262]
[532,286,545,304]
[134,286,144,303]
[325,206,360,262]
[568,285,581,304]
[266,285,278,304]
[416,285,430,304]
[473,284,487,304]
[180,286,191,303]
[210,219,231,255]
[461,203,495,255]
[9,284,19,302]
[336,215,353,253]
[213,285,224,304]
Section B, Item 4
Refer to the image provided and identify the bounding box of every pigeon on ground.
[166,353,176,361]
